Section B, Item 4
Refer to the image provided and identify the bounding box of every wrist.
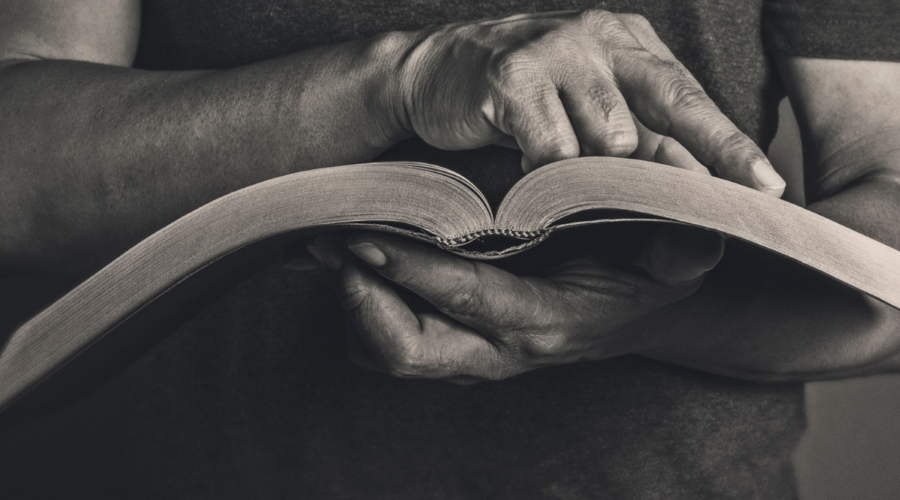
[270,32,419,169]
[361,30,424,148]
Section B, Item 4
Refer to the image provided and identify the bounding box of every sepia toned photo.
[1,1,899,498]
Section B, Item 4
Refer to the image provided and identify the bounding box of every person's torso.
[0,2,803,499]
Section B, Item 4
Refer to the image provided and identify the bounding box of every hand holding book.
[311,227,725,382]
[4,8,897,416]
[0,9,781,290]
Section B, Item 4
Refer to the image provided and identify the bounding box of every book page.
[0,162,492,411]
[497,157,900,310]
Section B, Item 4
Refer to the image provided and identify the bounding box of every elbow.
[0,168,84,276]
[747,293,900,382]
[825,294,900,373]
[806,293,900,371]
[0,201,48,275]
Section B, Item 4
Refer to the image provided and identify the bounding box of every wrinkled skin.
[392,11,783,193]
[308,225,724,383]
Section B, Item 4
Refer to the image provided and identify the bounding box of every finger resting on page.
[615,49,784,196]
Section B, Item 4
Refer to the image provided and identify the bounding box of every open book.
[2,157,900,419]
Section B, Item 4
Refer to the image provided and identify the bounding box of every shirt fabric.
[1,1,897,499]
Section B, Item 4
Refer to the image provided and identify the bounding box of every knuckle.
[651,73,709,135]
[717,130,753,152]
[577,9,617,31]
[618,13,651,30]
[593,128,639,157]
[648,58,704,110]
[437,275,488,318]
[586,85,620,121]
[615,14,656,45]
[659,58,690,78]
[486,48,543,91]
[517,331,569,360]
[578,9,640,50]
[664,79,708,111]
[445,289,484,317]
[385,344,429,378]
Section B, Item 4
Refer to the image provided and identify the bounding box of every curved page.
[498,157,900,310]
[0,162,490,411]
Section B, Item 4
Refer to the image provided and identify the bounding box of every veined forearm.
[0,33,410,276]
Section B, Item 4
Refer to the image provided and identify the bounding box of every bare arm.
[0,0,407,278]
[639,57,900,381]
[4,5,792,347]
[1,4,787,280]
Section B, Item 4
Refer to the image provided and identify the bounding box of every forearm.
[0,33,411,276]
[638,178,900,382]
[634,55,900,382]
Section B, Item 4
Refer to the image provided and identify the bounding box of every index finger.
[612,16,785,197]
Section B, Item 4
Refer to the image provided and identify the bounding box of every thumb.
[640,225,724,286]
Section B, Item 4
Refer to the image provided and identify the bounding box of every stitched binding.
[434,228,547,247]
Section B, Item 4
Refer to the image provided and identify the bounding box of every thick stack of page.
[2,157,899,419]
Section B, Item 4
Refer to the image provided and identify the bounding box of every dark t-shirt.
[0,1,897,499]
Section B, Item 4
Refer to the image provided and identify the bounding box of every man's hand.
[0,4,775,341]
[0,5,777,281]
[390,10,785,195]
[308,229,723,383]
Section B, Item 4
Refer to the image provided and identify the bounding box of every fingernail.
[348,241,387,267]
[751,159,786,196]
[306,241,325,266]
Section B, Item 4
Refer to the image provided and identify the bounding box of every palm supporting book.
[2,157,900,417]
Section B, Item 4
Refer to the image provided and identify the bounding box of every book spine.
[434,228,549,247]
